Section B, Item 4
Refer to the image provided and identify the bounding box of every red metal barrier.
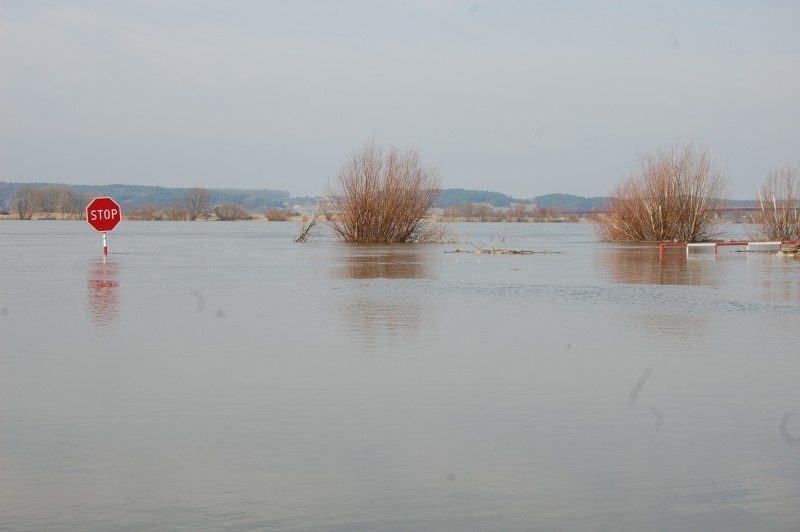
[659,241,799,255]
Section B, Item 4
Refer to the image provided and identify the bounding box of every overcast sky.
[1,1,798,199]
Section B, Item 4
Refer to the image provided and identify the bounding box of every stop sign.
[86,197,122,232]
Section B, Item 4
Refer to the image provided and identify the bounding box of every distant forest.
[0,182,294,212]
[436,189,611,211]
[1,181,754,215]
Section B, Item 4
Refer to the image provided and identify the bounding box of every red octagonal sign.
[86,197,122,232]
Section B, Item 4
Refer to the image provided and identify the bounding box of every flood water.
[1,220,799,531]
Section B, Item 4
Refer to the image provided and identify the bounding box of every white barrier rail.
[659,241,799,255]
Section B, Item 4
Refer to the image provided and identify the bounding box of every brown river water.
[1,220,799,531]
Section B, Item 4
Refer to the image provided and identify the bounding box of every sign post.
[86,197,122,255]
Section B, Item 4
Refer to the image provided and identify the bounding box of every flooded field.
[1,220,799,531]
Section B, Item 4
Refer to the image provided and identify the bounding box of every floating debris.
[445,247,560,255]
[780,245,800,256]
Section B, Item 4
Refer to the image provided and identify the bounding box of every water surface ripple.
[1,221,799,531]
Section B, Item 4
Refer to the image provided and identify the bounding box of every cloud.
[1,1,799,197]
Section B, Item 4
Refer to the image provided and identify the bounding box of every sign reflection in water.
[86,258,120,329]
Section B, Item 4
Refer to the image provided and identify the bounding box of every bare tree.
[597,143,727,242]
[23,185,82,218]
[54,186,82,218]
[29,188,52,213]
[508,203,530,222]
[472,203,496,222]
[77,191,93,219]
[185,187,211,221]
[9,188,34,220]
[443,203,475,220]
[754,166,800,241]
[533,205,562,221]
[326,140,441,243]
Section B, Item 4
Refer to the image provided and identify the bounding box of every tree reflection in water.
[337,246,429,280]
[756,255,800,304]
[335,246,430,351]
[596,245,715,348]
[598,244,717,287]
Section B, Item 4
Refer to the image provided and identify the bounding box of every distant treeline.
[436,190,756,212]
[1,181,756,217]
[0,182,292,212]
[436,190,608,211]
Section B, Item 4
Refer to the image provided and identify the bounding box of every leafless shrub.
[265,208,290,221]
[507,203,530,222]
[214,203,252,221]
[473,204,499,221]
[442,203,499,221]
[753,166,800,241]
[443,207,462,221]
[597,143,727,242]
[164,203,188,221]
[326,140,441,243]
[442,203,574,222]
[532,206,563,221]
[131,204,162,220]
[442,203,467,220]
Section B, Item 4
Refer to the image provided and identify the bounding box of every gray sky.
[1,0,798,199]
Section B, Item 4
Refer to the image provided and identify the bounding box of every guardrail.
[659,241,799,255]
